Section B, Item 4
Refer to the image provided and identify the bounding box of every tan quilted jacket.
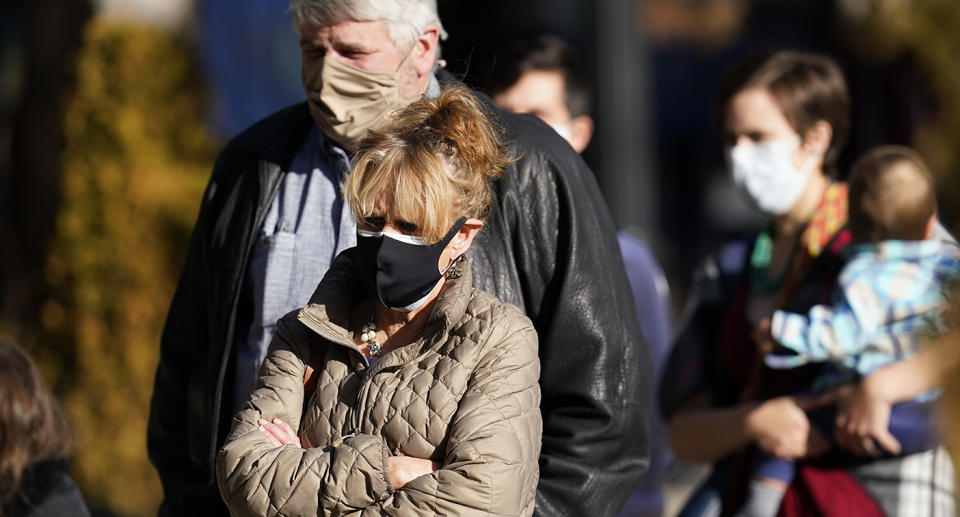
[216,255,541,516]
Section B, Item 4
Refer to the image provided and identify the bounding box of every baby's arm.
[767,301,862,369]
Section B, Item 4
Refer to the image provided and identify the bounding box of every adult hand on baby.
[258,418,302,448]
[831,380,901,457]
[747,396,830,460]
[388,456,438,490]
[751,317,776,357]
[747,396,811,459]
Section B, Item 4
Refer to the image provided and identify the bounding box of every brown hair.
[487,34,591,118]
[716,51,850,175]
[345,86,510,243]
[848,145,937,242]
[0,341,72,505]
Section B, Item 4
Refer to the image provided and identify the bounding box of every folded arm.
[216,316,394,516]
[218,309,542,516]
[360,311,542,516]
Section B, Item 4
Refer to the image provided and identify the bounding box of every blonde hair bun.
[345,86,512,243]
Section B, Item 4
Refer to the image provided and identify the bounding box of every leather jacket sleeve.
[147,149,238,517]
[474,104,652,517]
[147,192,212,516]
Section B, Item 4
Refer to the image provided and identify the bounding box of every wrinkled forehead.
[299,18,395,45]
[292,1,400,41]
[292,1,377,28]
[292,0,446,45]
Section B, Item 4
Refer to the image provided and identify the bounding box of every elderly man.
[147,1,650,516]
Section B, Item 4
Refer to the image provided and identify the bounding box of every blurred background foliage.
[0,1,959,515]
[847,0,960,232]
[32,19,213,514]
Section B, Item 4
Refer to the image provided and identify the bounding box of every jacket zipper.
[297,308,439,448]
[351,373,373,436]
[297,311,370,443]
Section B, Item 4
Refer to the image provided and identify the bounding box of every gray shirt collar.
[426,73,441,98]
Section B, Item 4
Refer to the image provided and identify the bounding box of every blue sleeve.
[767,299,863,369]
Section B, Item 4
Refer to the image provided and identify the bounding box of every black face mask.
[355,217,467,311]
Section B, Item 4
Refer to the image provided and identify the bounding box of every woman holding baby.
[661,51,958,516]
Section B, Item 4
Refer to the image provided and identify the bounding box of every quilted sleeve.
[360,307,542,517]
[216,315,393,517]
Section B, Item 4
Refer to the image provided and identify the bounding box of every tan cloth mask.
[301,48,415,150]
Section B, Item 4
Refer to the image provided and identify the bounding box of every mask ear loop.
[796,136,822,175]
[395,40,420,73]
[438,217,469,279]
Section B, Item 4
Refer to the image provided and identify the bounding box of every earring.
[445,254,466,279]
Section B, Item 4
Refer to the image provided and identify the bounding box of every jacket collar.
[423,257,473,336]
[297,255,474,356]
[231,102,316,169]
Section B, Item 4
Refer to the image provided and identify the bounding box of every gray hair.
[290,0,448,48]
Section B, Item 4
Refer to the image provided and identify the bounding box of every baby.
[741,146,960,517]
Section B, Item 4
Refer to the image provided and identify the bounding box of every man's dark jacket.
[147,84,651,517]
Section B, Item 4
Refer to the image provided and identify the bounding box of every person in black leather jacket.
[147,2,651,516]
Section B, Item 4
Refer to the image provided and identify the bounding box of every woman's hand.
[387,455,438,490]
[258,418,302,448]
[746,396,827,460]
[751,317,776,356]
[831,379,901,457]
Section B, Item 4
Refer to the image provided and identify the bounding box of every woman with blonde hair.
[0,341,90,517]
[216,86,542,516]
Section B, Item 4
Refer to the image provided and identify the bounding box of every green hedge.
[852,2,960,231]
[38,19,215,515]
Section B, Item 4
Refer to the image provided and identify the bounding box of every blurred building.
[197,1,304,140]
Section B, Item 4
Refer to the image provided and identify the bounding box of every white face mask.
[727,137,816,215]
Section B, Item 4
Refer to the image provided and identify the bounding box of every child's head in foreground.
[848,145,937,244]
